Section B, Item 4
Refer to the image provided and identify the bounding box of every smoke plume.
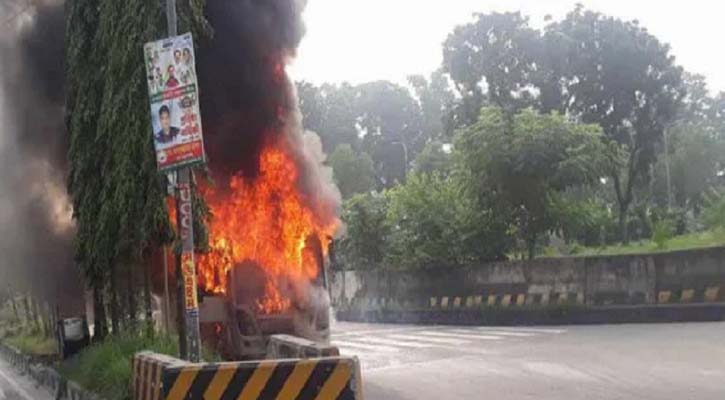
[0,1,80,310]
[0,0,339,313]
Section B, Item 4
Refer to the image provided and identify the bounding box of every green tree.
[654,126,725,211]
[385,173,511,268]
[443,7,685,243]
[297,81,361,154]
[443,12,540,118]
[652,74,725,212]
[413,141,452,176]
[66,0,207,336]
[328,145,376,199]
[338,193,390,269]
[408,70,455,140]
[543,7,684,243]
[356,81,425,187]
[455,107,611,259]
[66,0,108,339]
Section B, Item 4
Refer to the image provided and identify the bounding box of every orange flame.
[197,137,338,314]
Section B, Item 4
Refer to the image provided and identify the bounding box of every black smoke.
[197,0,340,229]
[197,0,307,181]
[0,1,81,312]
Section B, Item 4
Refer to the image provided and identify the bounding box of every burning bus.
[195,135,339,360]
[165,0,342,360]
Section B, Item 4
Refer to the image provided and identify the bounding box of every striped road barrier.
[267,335,340,360]
[133,351,363,400]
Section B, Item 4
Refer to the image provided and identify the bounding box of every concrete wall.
[330,247,725,312]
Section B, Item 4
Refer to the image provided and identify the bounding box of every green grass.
[0,307,57,356]
[58,332,221,400]
[5,329,57,356]
[545,230,725,257]
[58,333,179,400]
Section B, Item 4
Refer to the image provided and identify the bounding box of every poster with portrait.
[144,33,205,171]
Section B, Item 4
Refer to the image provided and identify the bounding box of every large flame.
[197,136,338,314]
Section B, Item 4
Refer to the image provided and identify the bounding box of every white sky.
[289,0,725,92]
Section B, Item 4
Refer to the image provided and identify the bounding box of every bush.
[551,197,618,247]
[337,192,390,269]
[384,173,511,268]
[59,333,218,400]
[701,190,725,231]
[651,219,675,249]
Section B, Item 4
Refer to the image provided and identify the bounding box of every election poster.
[144,33,205,171]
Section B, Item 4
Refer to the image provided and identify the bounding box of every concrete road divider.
[133,351,363,400]
[267,334,340,359]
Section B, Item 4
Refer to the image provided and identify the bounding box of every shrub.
[337,192,390,269]
[701,190,725,231]
[58,332,219,400]
[652,219,675,250]
[384,173,511,268]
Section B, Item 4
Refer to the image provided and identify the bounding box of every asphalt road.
[331,321,725,400]
[0,358,52,400]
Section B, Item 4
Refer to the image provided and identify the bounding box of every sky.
[289,0,725,92]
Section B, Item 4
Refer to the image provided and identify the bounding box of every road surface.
[0,358,52,400]
[331,321,725,400]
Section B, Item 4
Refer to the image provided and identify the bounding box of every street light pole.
[166,0,201,363]
[664,124,672,210]
[663,120,682,211]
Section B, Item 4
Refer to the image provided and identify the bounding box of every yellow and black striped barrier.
[133,351,363,400]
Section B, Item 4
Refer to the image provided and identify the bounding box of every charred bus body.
[198,234,331,360]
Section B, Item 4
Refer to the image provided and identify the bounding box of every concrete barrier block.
[133,352,363,400]
[267,334,340,359]
[705,286,721,302]
[681,289,695,303]
[658,290,672,303]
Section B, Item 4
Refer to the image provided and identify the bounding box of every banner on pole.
[144,33,205,172]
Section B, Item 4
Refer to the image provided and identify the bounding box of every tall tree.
[408,69,455,140]
[297,81,360,154]
[66,0,207,335]
[443,7,684,243]
[356,81,424,186]
[544,7,685,242]
[328,144,375,199]
[443,12,540,119]
[66,0,108,339]
[455,107,612,259]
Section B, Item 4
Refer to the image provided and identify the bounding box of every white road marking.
[0,366,34,400]
[474,327,567,334]
[352,336,434,348]
[332,340,400,353]
[417,331,503,340]
[460,329,536,337]
[332,327,432,338]
[386,334,470,346]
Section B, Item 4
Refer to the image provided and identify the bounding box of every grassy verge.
[5,329,57,356]
[0,315,57,356]
[58,332,220,400]
[545,230,725,257]
[58,333,178,400]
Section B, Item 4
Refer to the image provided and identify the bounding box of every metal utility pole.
[664,124,673,211]
[166,0,201,362]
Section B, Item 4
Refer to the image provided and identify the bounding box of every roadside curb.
[336,303,725,326]
[0,340,102,400]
